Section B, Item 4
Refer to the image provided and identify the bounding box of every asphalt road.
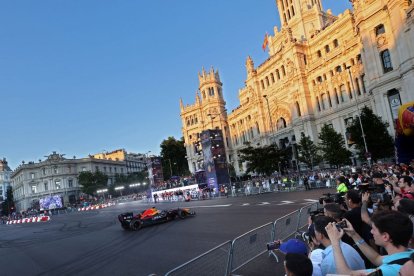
[0,189,332,276]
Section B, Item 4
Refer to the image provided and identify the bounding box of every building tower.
[180,67,230,174]
[275,0,335,40]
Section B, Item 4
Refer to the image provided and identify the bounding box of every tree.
[346,106,394,161]
[1,186,15,216]
[160,136,189,180]
[238,143,286,176]
[297,132,322,170]
[78,171,108,196]
[318,124,352,168]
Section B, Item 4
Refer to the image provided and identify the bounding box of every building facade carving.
[180,0,414,175]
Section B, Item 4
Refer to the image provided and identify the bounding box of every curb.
[6,216,51,225]
[78,202,116,212]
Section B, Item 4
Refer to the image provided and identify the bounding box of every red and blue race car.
[118,207,196,231]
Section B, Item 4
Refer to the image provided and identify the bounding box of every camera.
[309,208,324,221]
[336,220,347,230]
[359,183,392,204]
[266,241,281,251]
[319,193,344,205]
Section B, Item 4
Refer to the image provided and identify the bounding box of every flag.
[262,32,269,51]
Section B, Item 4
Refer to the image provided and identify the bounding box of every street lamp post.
[263,95,274,141]
[346,66,370,167]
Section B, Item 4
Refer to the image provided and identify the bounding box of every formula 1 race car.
[118,207,196,231]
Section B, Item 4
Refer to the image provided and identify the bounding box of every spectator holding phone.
[325,210,414,275]
[313,216,365,275]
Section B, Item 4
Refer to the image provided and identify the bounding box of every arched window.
[291,6,295,16]
[276,69,281,80]
[281,66,286,76]
[256,122,260,134]
[261,80,265,89]
[320,93,327,110]
[325,45,330,53]
[270,73,275,83]
[316,96,321,111]
[266,76,270,86]
[202,90,206,99]
[334,88,340,104]
[355,78,361,96]
[375,24,385,36]
[380,49,393,73]
[333,39,339,48]
[347,81,353,99]
[327,92,332,107]
[277,118,287,130]
[317,50,322,58]
[340,85,346,102]
[336,66,342,73]
[295,101,301,117]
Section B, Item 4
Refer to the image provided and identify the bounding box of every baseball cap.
[279,239,308,255]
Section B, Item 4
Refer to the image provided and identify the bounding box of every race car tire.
[177,209,187,219]
[130,219,142,231]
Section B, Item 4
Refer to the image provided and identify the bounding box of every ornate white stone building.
[0,158,12,202]
[11,152,127,212]
[180,0,414,175]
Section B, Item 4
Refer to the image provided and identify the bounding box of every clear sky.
[0,0,352,170]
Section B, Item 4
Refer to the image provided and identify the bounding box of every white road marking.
[258,202,270,205]
[193,204,232,208]
[276,201,295,205]
[242,203,250,206]
[304,199,319,202]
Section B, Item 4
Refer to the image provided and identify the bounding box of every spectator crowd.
[277,161,414,276]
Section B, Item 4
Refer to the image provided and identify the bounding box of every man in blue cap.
[279,238,308,255]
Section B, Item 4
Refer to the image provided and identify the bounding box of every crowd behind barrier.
[166,202,320,276]
[166,161,414,276]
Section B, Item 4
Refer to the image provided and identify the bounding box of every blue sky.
[0,0,352,169]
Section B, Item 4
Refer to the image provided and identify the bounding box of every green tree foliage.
[238,143,286,176]
[346,106,394,161]
[160,136,189,180]
[1,186,15,216]
[297,132,322,170]
[318,124,352,168]
[78,171,108,196]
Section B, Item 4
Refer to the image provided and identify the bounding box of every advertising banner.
[39,195,63,210]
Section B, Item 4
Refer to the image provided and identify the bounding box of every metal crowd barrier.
[273,210,301,241]
[165,240,232,276]
[165,202,320,276]
[228,222,274,273]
